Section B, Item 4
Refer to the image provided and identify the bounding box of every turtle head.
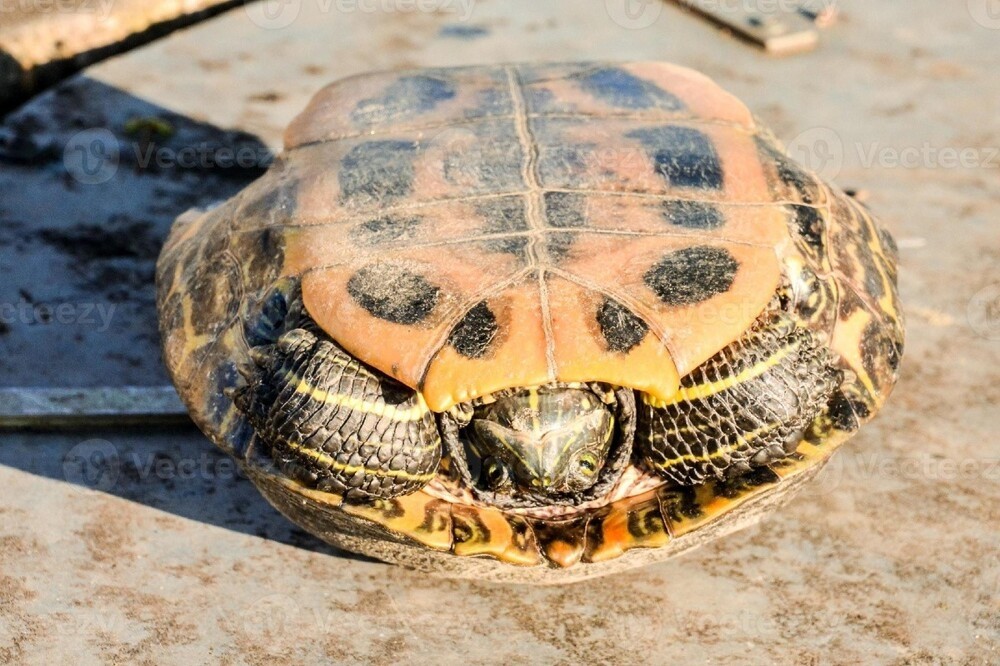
[468,385,616,496]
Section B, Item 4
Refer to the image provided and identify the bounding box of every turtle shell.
[276,62,793,411]
[156,62,903,581]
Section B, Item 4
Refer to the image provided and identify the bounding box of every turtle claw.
[235,362,255,381]
[249,345,271,367]
[277,328,316,354]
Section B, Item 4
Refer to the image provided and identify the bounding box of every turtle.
[156,62,903,582]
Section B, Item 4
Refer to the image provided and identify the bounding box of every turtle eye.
[577,452,599,476]
[481,457,511,490]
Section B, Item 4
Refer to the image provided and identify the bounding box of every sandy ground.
[0,1,997,663]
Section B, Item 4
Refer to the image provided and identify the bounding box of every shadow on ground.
[0,77,376,562]
[0,425,380,562]
[0,76,270,388]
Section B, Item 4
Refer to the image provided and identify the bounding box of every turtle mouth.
[436,383,639,511]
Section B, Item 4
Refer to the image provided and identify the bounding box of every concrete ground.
[0,1,997,663]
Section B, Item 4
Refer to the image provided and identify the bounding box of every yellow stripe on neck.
[281,438,436,482]
[284,367,430,422]
[644,337,803,409]
[653,421,781,468]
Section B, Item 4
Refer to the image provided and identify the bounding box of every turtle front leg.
[232,328,442,500]
[637,315,840,486]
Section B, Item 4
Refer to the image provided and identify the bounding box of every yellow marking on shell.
[451,505,542,565]
[342,493,454,551]
[585,490,670,563]
[834,307,882,402]
[179,293,216,354]
[279,438,437,483]
[285,368,431,422]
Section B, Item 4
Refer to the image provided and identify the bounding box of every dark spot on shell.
[626,126,724,190]
[448,301,499,359]
[236,178,297,227]
[755,136,820,204]
[353,215,422,246]
[347,263,439,325]
[526,86,557,113]
[546,232,577,262]
[208,361,242,429]
[643,246,739,306]
[486,236,530,258]
[596,298,649,353]
[477,195,530,260]
[244,226,285,285]
[536,136,600,185]
[339,140,418,203]
[188,256,241,333]
[658,487,703,522]
[577,67,685,110]
[478,196,529,233]
[470,87,514,118]
[838,288,865,319]
[544,191,588,228]
[441,120,524,192]
[789,204,825,252]
[825,391,868,432]
[878,226,899,264]
[662,200,725,229]
[861,318,902,381]
[245,279,295,346]
[351,75,456,124]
